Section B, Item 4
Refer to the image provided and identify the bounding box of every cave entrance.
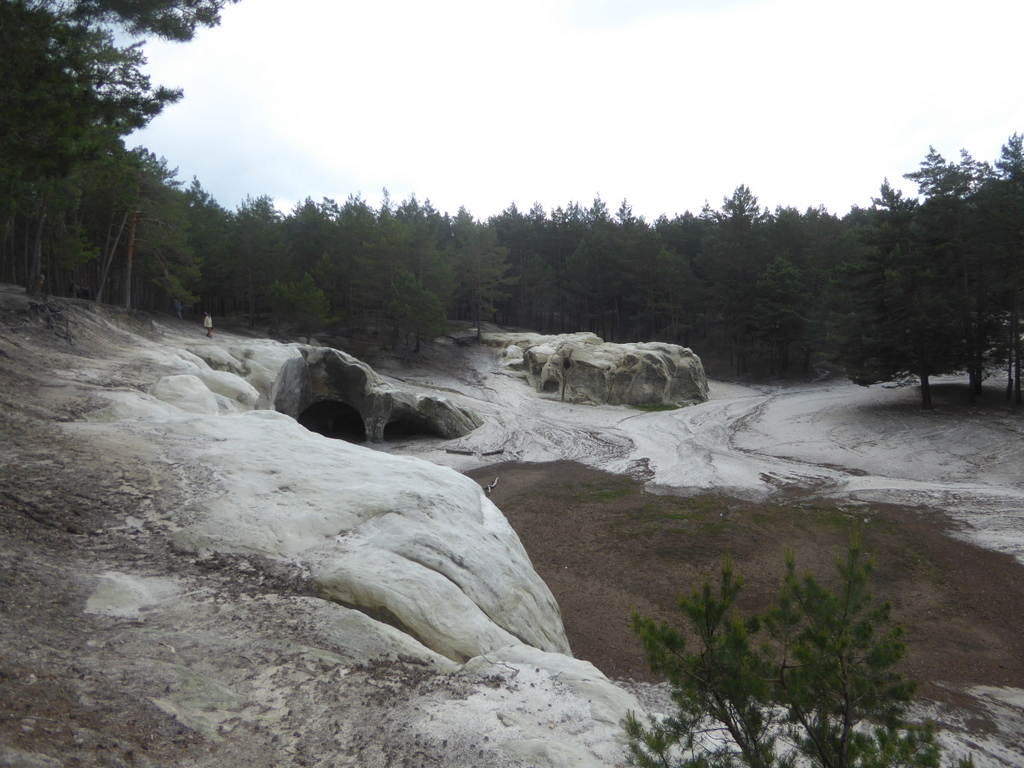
[542,379,560,393]
[382,414,442,442]
[298,400,366,443]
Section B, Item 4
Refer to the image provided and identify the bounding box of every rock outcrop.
[151,343,482,443]
[488,332,709,407]
[54,316,638,766]
[144,341,300,416]
[157,408,570,662]
[272,346,482,442]
[186,341,305,409]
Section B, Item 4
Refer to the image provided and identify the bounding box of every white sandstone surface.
[4,295,1022,768]
[57,326,633,767]
[486,331,709,406]
[369,337,1024,768]
[146,408,569,661]
[147,373,221,414]
[385,349,1024,568]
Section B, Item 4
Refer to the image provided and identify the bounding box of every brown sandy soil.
[468,460,1024,722]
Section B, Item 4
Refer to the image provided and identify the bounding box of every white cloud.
[133,0,1024,218]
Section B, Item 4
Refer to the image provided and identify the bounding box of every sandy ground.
[2,292,1023,767]
[378,343,1024,566]
[372,334,1024,766]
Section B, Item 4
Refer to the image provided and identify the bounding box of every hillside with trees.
[2,2,1021,407]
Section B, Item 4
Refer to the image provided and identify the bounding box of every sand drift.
[381,346,1024,567]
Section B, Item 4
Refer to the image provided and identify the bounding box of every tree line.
[2,3,1021,406]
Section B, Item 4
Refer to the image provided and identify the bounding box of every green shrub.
[626,533,966,768]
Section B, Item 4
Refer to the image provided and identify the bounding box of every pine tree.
[266,272,330,342]
[701,185,770,376]
[987,135,1024,404]
[904,148,995,402]
[451,207,512,342]
[1,0,232,296]
[835,181,960,408]
[628,535,954,768]
[232,194,284,328]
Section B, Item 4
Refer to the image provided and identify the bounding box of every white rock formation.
[487,331,709,407]
[76,335,647,766]
[465,644,641,728]
[147,341,481,442]
[148,370,263,415]
[120,404,569,664]
[125,342,560,662]
[147,374,220,414]
[501,343,525,369]
[192,369,261,409]
[135,341,304,418]
[187,341,305,408]
[186,343,248,374]
[273,345,482,442]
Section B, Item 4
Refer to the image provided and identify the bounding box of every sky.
[132,0,1024,221]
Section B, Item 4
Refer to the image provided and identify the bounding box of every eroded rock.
[147,374,219,414]
[157,410,569,662]
[273,346,481,442]
[188,342,305,409]
[487,332,709,406]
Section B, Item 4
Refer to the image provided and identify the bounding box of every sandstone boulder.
[487,332,709,406]
[192,369,261,410]
[148,371,264,415]
[500,343,525,370]
[188,342,305,409]
[273,346,481,442]
[186,344,246,374]
[147,374,219,414]
[160,409,570,662]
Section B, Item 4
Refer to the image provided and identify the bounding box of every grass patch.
[484,461,1024,692]
[602,493,898,561]
[608,495,737,541]
[555,477,638,503]
[628,403,681,412]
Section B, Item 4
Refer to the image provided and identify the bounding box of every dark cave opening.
[382,414,443,441]
[297,400,366,443]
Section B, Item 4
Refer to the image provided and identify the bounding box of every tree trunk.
[96,210,130,304]
[919,369,933,409]
[974,347,984,398]
[1010,265,1022,405]
[248,268,256,330]
[122,208,138,310]
[1009,348,1014,402]
[1014,298,1022,405]
[1,216,13,283]
[1008,276,1017,401]
[26,205,47,297]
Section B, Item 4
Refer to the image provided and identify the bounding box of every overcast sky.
[132,0,1024,221]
